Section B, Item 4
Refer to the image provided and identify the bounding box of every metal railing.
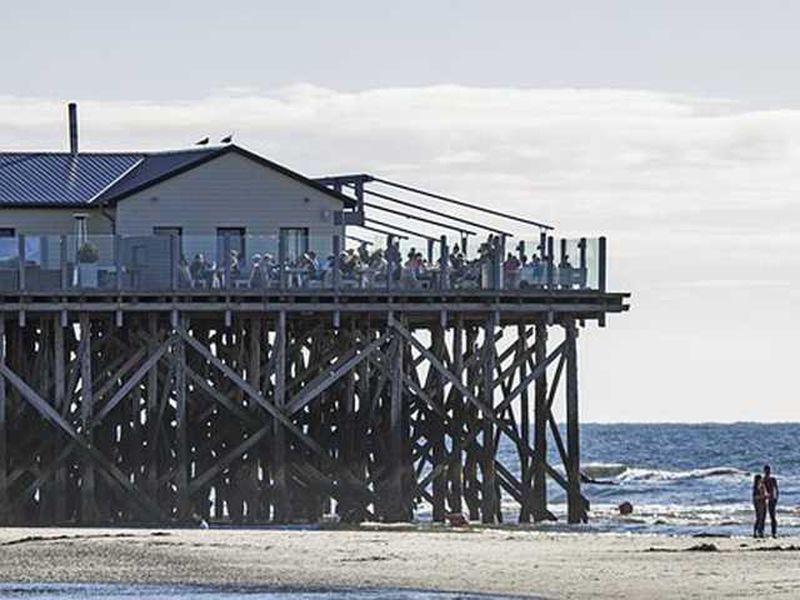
[0,233,607,294]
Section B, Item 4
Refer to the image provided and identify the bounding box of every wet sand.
[0,526,798,599]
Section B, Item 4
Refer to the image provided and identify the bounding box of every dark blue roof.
[0,152,142,206]
[95,148,224,203]
[0,145,353,207]
[0,147,224,207]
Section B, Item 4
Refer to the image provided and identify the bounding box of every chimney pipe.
[68,102,78,155]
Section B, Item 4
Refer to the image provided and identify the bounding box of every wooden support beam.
[53,315,67,522]
[447,315,464,515]
[272,310,289,522]
[386,330,409,521]
[175,319,190,520]
[146,313,159,500]
[430,322,447,522]
[481,312,498,523]
[564,319,585,523]
[532,321,549,521]
[518,323,532,523]
[79,314,96,523]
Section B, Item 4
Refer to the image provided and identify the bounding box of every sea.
[492,422,800,536]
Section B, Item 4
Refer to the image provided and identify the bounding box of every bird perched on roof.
[220,134,233,144]
[195,137,209,145]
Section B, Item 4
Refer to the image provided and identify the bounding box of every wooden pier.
[0,288,627,526]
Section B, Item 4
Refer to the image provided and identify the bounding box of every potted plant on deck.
[76,241,100,287]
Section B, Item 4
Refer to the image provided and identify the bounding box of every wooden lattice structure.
[0,288,627,526]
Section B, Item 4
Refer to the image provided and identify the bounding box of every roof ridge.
[87,157,147,204]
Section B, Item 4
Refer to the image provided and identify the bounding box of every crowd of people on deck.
[172,235,586,291]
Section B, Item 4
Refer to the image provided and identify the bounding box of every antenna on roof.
[67,103,78,155]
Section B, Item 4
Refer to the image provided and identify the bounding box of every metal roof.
[0,145,354,208]
[0,152,143,206]
[95,147,224,203]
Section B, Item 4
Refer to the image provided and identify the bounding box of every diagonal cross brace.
[0,363,164,520]
[285,331,393,415]
[390,318,578,498]
[177,327,376,503]
[91,335,176,426]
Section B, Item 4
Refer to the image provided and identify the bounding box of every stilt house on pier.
[0,104,628,526]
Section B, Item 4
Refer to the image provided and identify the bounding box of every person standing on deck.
[763,464,779,538]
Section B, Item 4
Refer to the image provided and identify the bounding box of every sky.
[1,1,798,422]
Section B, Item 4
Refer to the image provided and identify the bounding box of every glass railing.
[0,233,607,294]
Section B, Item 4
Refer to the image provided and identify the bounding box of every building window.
[154,226,183,239]
[154,226,183,250]
[280,227,309,262]
[217,227,246,267]
[0,228,14,263]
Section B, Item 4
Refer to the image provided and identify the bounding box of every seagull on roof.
[195,137,210,145]
[220,134,233,144]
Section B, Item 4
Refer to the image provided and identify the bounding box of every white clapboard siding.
[115,151,344,262]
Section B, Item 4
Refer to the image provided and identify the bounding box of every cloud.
[3,85,800,224]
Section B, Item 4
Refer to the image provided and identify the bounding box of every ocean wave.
[618,466,750,482]
[582,463,628,479]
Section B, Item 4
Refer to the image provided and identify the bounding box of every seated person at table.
[189,253,205,285]
[559,254,574,287]
[177,256,192,288]
[304,251,321,280]
[357,242,370,264]
[503,253,521,288]
[248,254,266,289]
[229,250,241,278]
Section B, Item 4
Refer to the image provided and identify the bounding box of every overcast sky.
[1,1,798,422]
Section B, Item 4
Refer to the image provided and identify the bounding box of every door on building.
[279,227,309,264]
[216,227,246,269]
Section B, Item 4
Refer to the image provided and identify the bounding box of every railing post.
[497,235,506,290]
[598,236,607,292]
[60,235,68,291]
[114,235,122,291]
[387,235,395,293]
[539,231,547,260]
[439,235,449,291]
[17,235,25,292]
[170,234,178,292]
[578,237,587,289]
[490,237,501,291]
[546,236,555,289]
[278,234,287,291]
[332,234,341,293]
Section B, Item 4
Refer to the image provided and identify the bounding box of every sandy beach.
[0,526,797,599]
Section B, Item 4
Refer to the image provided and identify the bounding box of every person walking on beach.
[763,464,779,537]
[752,474,767,538]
